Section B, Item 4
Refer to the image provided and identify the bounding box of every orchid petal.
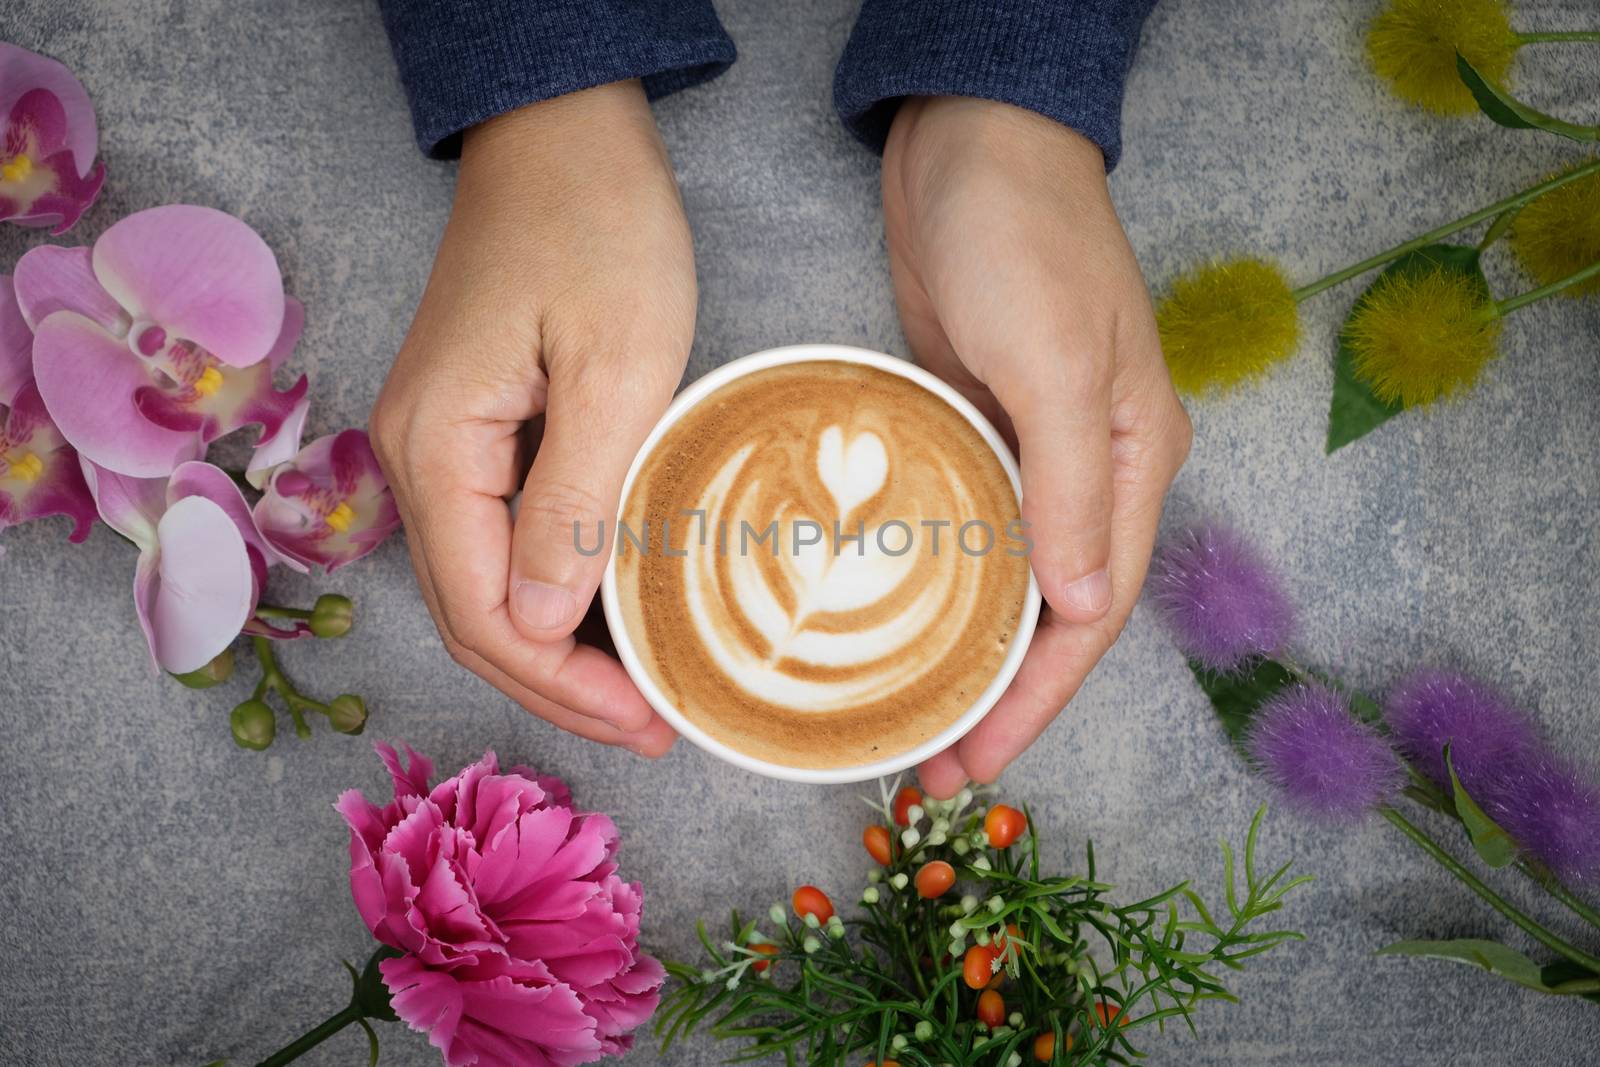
[147,494,254,673]
[265,296,303,372]
[0,90,105,234]
[92,205,284,367]
[0,275,29,405]
[168,460,305,572]
[132,550,159,671]
[80,457,164,551]
[245,393,309,490]
[0,382,95,542]
[0,43,98,177]
[12,244,126,333]
[32,310,201,476]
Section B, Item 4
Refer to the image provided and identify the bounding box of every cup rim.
[600,343,1042,784]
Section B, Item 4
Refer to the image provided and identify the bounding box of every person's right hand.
[370,80,690,757]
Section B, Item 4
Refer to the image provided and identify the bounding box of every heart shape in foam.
[815,425,887,521]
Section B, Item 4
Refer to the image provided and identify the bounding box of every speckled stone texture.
[1,2,1596,1065]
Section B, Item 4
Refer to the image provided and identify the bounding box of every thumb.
[991,357,1115,623]
[509,364,672,639]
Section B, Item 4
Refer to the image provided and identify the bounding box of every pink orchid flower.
[13,204,307,477]
[337,744,664,1067]
[0,274,94,540]
[84,459,303,673]
[0,42,106,233]
[254,428,400,572]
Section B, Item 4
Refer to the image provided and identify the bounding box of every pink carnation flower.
[0,274,94,540]
[13,204,306,477]
[336,744,664,1067]
[0,42,106,233]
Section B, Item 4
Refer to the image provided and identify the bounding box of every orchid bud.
[769,904,787,926]
[309,594,355,638]
[890,873,909,891]
[802,936,820,954]
[327,694,368,735]
[229,699,276,750]
[862,887,880,904]
[172,648,235,689]
[914,1021,933,1041]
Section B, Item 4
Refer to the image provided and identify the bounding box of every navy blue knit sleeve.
[833,0,1157,169]
[377,0,736,159]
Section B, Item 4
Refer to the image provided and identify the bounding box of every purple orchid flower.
[83,459,305,673]
[0,274,95,541]
[253,429,400,572]
[13,204,307,477]
[0,43,106,233]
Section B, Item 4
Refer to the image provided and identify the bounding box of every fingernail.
[513,580,579,631]
[1060,569,1111,616]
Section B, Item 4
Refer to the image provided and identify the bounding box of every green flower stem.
[1291,157,1600,301]
[1381,807,1600,974]
[1516,862,1600,931]
[254,603,314,622]
[1476,204,1522,251]
[1516,31,1600,45]
[251,636,328,738]
[254,1003,363,1067]
[1494,257,1600,315]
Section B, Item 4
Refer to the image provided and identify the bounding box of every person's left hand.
[881,96,1191,797]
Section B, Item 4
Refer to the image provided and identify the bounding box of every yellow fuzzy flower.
[1156,258,1301,395]
[1345,267,1503,407]
[1367,0,1517,115]
[1511,162,1600,298]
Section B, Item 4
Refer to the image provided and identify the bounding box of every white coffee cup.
[601,343,1042,783]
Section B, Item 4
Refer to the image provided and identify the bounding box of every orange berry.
[747,942,778,973]
[962,944,1000,989]
[976,989,1006,1028]
[984,804,1027,848]
[865,1061,901,1067]
[863,824,893,865]
[1095,1001,1123,1027]
[893,786,923,826]
[986,970,1005,990]
[1032,1033,1054,1061]
[914,860,956,898]
[792,885,833,923]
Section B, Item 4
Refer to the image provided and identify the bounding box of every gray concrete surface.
[1,1,1597,1064]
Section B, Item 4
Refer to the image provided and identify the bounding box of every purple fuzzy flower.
[1477,752,1600,885]
[1148,524,1295,672]
[1246,683,1405,822]
[1383,668,1540,790]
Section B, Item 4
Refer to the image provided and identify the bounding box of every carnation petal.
[33,310,201,476]
[92,205,284,367]
[377,741,436,800]
[147,494,254,672]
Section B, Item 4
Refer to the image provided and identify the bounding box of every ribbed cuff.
[378,0,737,159]
[833,0,1157,170]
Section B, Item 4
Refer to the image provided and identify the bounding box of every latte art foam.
[613,361,1032,769]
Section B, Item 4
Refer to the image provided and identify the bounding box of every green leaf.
[357,1017,381,1067]
[1378,938,1565,993]
[1187,657,1297,750]
[1445,745,1517,868]
[1326,244,1489,453]
[1456,54,1600,141]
